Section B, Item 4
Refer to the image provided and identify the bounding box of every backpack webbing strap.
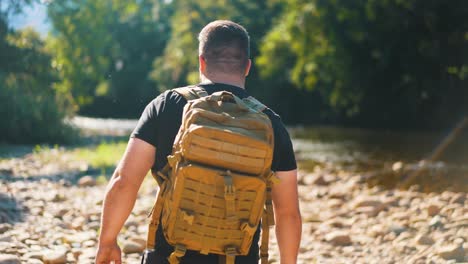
[146,178,168,250]
[225,247,236,264]
[260,211,270,264]
[243,96,268,113]
[260,178,276,264]
[173,86,208,101]
[168,244,187,264]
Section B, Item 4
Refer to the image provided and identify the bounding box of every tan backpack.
[146,86,278,264]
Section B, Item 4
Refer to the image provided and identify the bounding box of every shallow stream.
[290,126,468,192]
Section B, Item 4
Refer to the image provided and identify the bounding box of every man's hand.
[95,241,122,264]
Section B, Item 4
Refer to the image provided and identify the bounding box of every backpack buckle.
[223,171,237,223]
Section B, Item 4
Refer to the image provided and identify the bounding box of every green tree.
[0,19,75,143]
[259,0,468,128]
[151,0,284,97]
[47,0,173,117]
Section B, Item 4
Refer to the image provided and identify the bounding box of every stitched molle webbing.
[147,86,276,264]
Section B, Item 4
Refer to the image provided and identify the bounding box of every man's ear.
[245,59,252,77]
[199,55,207,74]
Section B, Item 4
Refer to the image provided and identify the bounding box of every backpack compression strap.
[146,170,169,250]
[243,96,268,112]
[172,85,208,101]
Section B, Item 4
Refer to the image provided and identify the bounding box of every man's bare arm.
[98,138,155,247]
[271,169,302,264]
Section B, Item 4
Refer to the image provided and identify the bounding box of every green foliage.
[151,0,284,92]
[47,0,173,117]
[73,141,126,169]
[0,15,76,144]
[3,0,467,132]
[259,0,468,128]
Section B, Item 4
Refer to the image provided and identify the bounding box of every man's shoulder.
[148,88,189,109]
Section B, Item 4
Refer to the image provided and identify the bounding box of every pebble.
[429,215,443,228]
[450,193,466,204]
[389,225,407,236]
[1,151,466,264]
[78,176,96,187]
[392,161,403,171]
[0,255,21,264]
[437,244,465,261]
[122,241,145,254]
[0,223,12,233]
[415,234,434,245]
[42,250,67,264]
[23,252,44,260]
[427,204,441,216]
[325,231,352,246]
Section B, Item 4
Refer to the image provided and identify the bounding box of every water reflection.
[291,126,468,192]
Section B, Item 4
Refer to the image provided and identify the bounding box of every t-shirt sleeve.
[271,116,297,172]
[130,92,167,147]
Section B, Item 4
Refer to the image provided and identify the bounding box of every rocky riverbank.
[0,154,467,263]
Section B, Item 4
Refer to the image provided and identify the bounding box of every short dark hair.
[198,20,250,74]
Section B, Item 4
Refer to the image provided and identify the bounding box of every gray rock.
[122,241,145,254]
[389,225,407,236]
[0,235,13,243]
[23,252,44,260]
[78,176,96,187]
[26,259,44,264]
[450,193,466,204]
[325,231,352,246]
[437,244,465,261]
[415,234,434,245]
[0,223,12,233]
[0,254,21,264]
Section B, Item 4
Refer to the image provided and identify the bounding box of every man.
[96,20,301,264]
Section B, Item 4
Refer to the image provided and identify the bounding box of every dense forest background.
[1,0,467,143]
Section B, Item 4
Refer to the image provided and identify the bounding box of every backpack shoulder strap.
[172,85,208,101]
[243,96,268,113]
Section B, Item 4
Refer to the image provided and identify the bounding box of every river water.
[71,117,468,192]
[290,126,468,192]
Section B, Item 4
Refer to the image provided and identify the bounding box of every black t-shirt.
[131,83,296,264]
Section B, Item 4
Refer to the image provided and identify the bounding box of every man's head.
[198,20,251,80]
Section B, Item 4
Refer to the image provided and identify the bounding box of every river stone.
[304,174,330,186]
[427,204,440,217]
[78,176,96,187]
[23,251,44,260]
[389,225,407,236]
[0,223,12,233]
[82,240,96,248]
[26,259,44,264]
[0,235,13,243]
[122,241,145,254]
[415,234,434,245]
[354,199,384,209]
[325,231,352,246]
[437,244,465,261]
[392,161,403,171]
[42,250,67,264]
[0,254,21,264]
[450,193,466,204]
[429,215,443,228]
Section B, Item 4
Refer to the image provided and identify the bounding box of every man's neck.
[200,74,246,89]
